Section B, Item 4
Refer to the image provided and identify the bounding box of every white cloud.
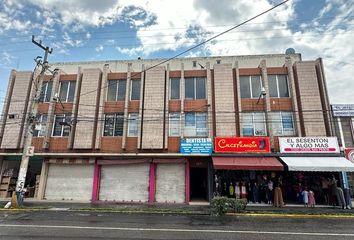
[95,45,104,52]
[0,52,16,69]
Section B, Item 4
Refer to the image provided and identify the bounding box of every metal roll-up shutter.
[99,164,150,202]
[156,164,185,203]
[45,164,94,201]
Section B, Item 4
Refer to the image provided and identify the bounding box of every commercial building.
[1,53,354,204]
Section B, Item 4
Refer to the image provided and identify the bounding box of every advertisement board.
[214,137,271,153]
[279,137,339,153]
[345,148,354,163]
[332,104,354,117]
[180,138,213,154]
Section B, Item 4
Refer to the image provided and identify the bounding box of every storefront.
[0,156,43,199]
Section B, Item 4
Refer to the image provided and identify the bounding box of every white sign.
[279,137,339,153]
[26,146,35,156]
[332,104,354,117]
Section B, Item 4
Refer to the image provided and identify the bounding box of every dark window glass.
[103,114,115,136]
[68,82,76,102]
[117,80,126,100]
[240,76,251,98]
[185,78,195,99]
[342,118,354,147]
[62,115,71,136]
[114,114,124,136]
[131,80,141,100]
[53,115,64,136]
[268,75,278,97]
[278,75,289,97]
[59,82,69,102]
[39,81,53,102]
[107,80,118,101]
[170,78,180,99]
[251,76,261,99]
[53,114,71,136]
[196,77,206,99]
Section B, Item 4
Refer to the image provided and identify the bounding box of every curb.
[227,212,354,218]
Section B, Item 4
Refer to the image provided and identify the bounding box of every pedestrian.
[321,177,329,204]
[274,183,284,208]
[267,179,274,204]
[252,182,259,203]
[336,187,346,209]
[308,189,316,208]
[229,182,235,198]
[302,187,309,207]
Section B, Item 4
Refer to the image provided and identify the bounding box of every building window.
[268,75,289,98]
[52,114,71,137]
[240,76,262,99]
[184,112,208,137]
[39,81,53,102]
[33,114,47,137]
[59,81,76,102]
[270,112,295,136]
[170,78,180,100]
[127,113,139,137]
[341,117,354,148]
[103,113,124,136]
[241,112,266,136]
[169,113,180,136]
[107,80,126,101]
[131,80,141,100]
[185,77,206,100]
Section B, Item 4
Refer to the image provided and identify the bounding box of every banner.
[180,138,213,154]
[332,104,354,117]
[214,137,270,153]
[279,137,339,153]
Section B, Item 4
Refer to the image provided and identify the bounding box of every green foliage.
[210,197,247,216]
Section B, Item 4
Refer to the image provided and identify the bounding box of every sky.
[0,0,353,106]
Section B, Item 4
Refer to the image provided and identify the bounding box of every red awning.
[212,157,284,171]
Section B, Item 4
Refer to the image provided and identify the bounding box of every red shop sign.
[345,148,354,163]
[214,137,271,153]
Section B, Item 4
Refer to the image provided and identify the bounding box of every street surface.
[1,210,354,239]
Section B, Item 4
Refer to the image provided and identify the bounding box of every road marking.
[0,224,354,236]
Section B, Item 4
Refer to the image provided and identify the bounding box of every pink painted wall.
[148,162,156,203]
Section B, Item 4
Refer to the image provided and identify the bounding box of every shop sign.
[345,148,354,163]
[332,104,354,117]
[279,137,339,153]
[214,137,270,153]
[180,138,213,154]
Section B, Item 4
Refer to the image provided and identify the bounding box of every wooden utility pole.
[13,35,52,207]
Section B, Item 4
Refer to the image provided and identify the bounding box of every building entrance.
[190,168,208,201]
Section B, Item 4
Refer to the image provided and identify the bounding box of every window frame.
[241,112,267,136]
[169,78,181,100]
[130,79,141,101]
[270,112,295,136]
[268,74,290,98]
[184,77,207,100]
[169,112,181,136]
[33,114,48,137]
[39,81,53,103]
[107,79,126,101]
[127,113,139,137]
[58,81,76,102]
[52,114,72,137]
[103,113,124,137]
[184,112,208,137]
[240,75,263,99]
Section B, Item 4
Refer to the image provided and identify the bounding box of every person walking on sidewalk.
[308,189,316,208]
[302,187,309,207]
[274,182,284,208]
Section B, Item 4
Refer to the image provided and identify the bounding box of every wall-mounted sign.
[214,137,271,153]
[279,137,339,153]
[332,104,354,117]
[180,138,213,154]
[345,148,354,163]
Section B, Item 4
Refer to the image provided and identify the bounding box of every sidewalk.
[1,198,353,216]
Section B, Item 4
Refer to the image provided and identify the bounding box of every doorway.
[190,167,208,201]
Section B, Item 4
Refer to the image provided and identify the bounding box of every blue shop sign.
[180,138,213,154]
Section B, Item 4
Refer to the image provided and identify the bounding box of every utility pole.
[12,35,52,207]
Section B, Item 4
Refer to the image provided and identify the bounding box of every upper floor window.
[268,75,289,98]
[33,114,47,137]
[169,112,180,136]
[52,114,71,137]
[59,81,76,102]
[131,80,141,100]
[185,77,206,100]
[241,112,266,136]
[128,113,139,136]
[170,78,180,100]
[39,81,53,102]
[103,113,124,136]
[184,112,208,137]
[240,76,262,99]
[107,80,126,101]
[270,112,294,136]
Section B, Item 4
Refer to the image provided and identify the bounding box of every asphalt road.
[1,210,354,240]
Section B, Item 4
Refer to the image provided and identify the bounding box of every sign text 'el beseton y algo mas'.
[214,137,271,153]
[180,138,213,154]
[279,137,340,153]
